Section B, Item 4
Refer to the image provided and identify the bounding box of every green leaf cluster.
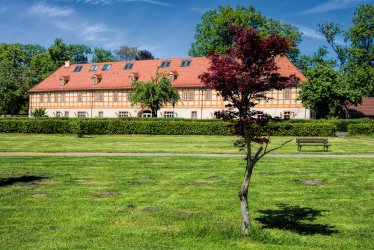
[129,74,180,117]
[189,5,302,62]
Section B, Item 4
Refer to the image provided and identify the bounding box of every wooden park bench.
[296,138,330,152]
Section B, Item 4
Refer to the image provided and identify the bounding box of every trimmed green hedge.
[0,118,338,136]
[348,123,374,135]
[272,122,336,137]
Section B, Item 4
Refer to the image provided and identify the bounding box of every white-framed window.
[98,111,103,118]
[183,91,188,100]
[61,94,65,102]
[205,89,211,101]
[284,88,291,99]
[164,111,175,118]
[39,95,44,103]
[191,111,197,119]
[47,94,51,103]
[65,111,69,117]
[113,93,118,102]
[189,91,194,100]
[56,111,61,117]
[168,75,174,82]
[284,111,291,119]
[54,94,58,102]
[78,94,82,102]
[119,111,129,117]
[78,111,86,118]
[89,65,98,71]
[95,92,104,102]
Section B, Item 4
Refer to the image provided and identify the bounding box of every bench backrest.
[296,138,328,143]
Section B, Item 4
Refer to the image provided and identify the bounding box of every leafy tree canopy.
[115,45,154,61]
[189,5,302,62]
[130,73,180,117]
[92,47,116,63]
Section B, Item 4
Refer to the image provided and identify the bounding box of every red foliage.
[199,25,299,120]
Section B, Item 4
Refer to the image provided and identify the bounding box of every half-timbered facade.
[29,57,311,119]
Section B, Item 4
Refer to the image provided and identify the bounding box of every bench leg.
[298,145,301,151]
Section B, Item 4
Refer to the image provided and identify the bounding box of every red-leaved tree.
[199,25,299,236]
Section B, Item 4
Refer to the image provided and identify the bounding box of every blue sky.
[0,0,371,59]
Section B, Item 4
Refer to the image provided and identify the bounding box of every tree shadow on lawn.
[256,203,338,235]
[0,175,49,187]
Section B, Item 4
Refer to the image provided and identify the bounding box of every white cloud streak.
[299,0,368,14]
[297,25,346,45]
[189,7,207,13]
[57,0,174,7]
[29,2,74,17]
[28,2,121,48]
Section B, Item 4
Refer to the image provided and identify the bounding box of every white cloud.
[298,25,346,45]
[57,0,174,7]
[190,7,207,13]
[297,25,325,40]
[299,0,368,14]
[29,2,74,17]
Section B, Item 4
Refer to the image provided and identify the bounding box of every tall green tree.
[0,59,32,115]
[115,45,154,61]
[318,4,374,97]
[130,73,180,117]
[67,44,92,64]
[48,38,70,67]
[189,5,302,62]
[92,48,116,63]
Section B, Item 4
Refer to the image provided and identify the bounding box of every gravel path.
[1,152,374,158]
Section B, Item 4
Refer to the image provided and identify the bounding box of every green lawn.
[0,156,372,249]
[0,133,374,154]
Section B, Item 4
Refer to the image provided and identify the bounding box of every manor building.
[29,57,311,119]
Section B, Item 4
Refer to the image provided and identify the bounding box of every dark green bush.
[0,118,337,136]
[272,122,336,137]
[347,123,374,135]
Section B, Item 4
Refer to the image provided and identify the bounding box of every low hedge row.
[347,123,374,135]
[0,118,337,136]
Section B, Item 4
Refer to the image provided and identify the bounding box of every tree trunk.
[152,109,157,117]
[238,170,251,236]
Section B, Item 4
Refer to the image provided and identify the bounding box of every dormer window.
[129,73,139,84]
[89,65,98,71]
[102,64,111,71]
[124,63,134,70]
[167,71,177,82]
[160,61,170,68]
[92,74,102,85]
[73,66,83,72]
[180,60,191,67]
[59,75,70,86]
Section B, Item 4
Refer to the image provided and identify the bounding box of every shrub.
[0,118,336,136]
[348,123,374,135]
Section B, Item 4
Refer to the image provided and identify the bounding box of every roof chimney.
[64,61,71,68]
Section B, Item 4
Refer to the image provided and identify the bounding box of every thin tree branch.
[257,139,292,162]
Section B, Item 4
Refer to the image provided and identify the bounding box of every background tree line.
[0,40,154,115]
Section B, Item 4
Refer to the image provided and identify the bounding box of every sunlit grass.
[0,156,372,249]
[0,133,373,154]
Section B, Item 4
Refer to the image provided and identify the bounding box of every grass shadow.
[0,175,49,187]
[255,203,338,235]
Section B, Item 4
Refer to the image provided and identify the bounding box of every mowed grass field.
[0,156,373,249]
[0,133,374,154]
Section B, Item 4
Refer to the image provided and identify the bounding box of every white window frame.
[164,111,175,118]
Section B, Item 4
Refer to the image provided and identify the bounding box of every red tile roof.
[347,97,374,117]
[29,56,307,93]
